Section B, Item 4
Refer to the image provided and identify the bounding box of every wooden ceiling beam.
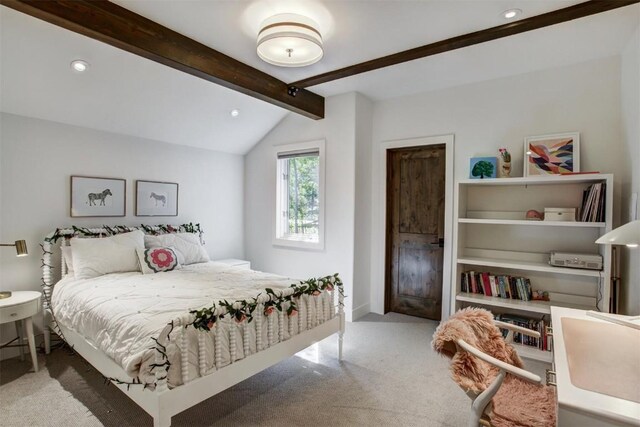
[1,0,325,119]
[290,0,639,89]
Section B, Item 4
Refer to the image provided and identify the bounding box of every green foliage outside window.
[286,156,319,237]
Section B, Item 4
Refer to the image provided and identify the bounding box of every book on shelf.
[461,271,533,301]
[495,313,551,352]
[580,182,606,222]
[481,272,491,296]
[489,275,497,297]
[470,271,478,294]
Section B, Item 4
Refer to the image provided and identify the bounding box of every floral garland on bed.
[103,275,344,390]
[189,273,344,331]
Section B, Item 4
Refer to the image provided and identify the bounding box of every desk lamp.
[588,220,640,329]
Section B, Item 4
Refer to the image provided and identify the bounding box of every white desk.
[551,307,640,426]
[0,291,41,372]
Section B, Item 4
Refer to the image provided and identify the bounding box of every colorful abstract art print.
[524,132,580,176]
[469,157,497,179]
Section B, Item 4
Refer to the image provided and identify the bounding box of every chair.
[432,307,556,427]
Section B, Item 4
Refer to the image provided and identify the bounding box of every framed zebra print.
[135,180,178,217]
[70,175,126,217]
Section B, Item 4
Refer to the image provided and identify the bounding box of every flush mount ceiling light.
[230,109,240,118]
[70,59,90,72]
[502,8,522,19]
[257,13,323,67]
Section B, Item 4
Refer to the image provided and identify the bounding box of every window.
[274,140,325,249]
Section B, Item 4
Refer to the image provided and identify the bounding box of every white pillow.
[61,246,75,276]
[144,233,209,265]
[71,230,145,279]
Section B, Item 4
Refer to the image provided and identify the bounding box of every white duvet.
[51,262,329,387]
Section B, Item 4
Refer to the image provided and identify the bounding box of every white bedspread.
[51,262,330,386]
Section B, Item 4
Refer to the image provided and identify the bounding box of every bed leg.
[44,325,51,355]
[43,308,51,354]
[153,414,171,427]
[338,290,345,361]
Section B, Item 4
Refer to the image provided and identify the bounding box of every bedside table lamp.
[588,220,640,329]
[0,239,28,299]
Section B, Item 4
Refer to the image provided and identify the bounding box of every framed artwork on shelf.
[70,175,126,217]
[135,180,179,217]
[469,157,497,179]
[524,132,580,176]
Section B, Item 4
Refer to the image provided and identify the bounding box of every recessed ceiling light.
[70,60,89,72]
[502,8,522,19]
[230,109,240,118]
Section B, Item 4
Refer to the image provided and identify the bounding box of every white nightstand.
[214,259,251,270]
[0,291,41,372]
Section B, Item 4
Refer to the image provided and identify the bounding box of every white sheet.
[51,262,331,386]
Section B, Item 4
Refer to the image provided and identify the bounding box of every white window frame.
[273,139,325,250]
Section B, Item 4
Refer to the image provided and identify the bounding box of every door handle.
[438,238,444,248]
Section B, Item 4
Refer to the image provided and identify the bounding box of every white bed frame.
[42,226,345,427]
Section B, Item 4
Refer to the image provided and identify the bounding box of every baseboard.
[351,302,370,321]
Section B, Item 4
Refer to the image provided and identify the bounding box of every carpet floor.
[0,313,548,426]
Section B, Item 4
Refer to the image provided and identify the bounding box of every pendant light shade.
[257,14,323,67]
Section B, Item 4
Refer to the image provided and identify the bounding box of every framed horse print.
[70,175,126,217]
[135,180,178,217]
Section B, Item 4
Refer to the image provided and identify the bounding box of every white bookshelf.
[451,174,613,362]
[458,218,606,228]
[457,256,602,277]
[455,293,594,315]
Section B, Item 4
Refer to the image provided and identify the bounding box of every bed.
[42,225,345,427]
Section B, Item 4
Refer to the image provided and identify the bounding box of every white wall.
[244,93,358,320]
[620,27,640,315]
[353,93,374,319]
[0,113,245,357]
[368,56,630,314]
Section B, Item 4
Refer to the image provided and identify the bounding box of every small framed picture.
[70,175,127,218]
[135,180,178,217]
[469,157,497,179]
[70,176,126,217]
[524,132,580,176]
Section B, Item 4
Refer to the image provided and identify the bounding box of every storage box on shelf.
[451,174,613,363]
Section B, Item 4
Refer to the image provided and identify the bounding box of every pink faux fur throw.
[491,375,556,427]
[432,307,523,393]
[432,308,556,427]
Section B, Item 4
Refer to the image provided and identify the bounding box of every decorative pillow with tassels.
[136,247,180,274]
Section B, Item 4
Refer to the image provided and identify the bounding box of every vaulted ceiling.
[1,1,638,154]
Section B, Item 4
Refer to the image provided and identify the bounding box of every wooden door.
[385,145,445,320]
